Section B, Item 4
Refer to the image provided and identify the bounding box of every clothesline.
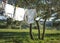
[4,4,39,24]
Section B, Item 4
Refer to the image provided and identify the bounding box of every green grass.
[0,29,60,43]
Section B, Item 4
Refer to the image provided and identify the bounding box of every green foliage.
[0,20,7,28]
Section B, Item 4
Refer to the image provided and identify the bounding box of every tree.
[5,0,60,40]
[17,0,52,40]
[50,0,60,30]
[39,0,52,40]
[41,0,60,40]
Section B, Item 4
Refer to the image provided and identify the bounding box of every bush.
[11,25,20,29]
[0,24,7,28]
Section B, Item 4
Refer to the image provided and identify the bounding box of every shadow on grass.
[33,33,60,40]
[0,32,30,43]
[0,32,29,39]
[45,33,60,37]
[0,32,60,43]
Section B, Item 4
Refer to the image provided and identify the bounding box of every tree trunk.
[30,24,34,40]
[13,0,17,18]
[42,19,46,40]
[36,21,40,39]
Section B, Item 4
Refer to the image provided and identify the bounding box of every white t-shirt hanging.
[4,4,14,18]
[14,7,25,21]
[25,9,37,24]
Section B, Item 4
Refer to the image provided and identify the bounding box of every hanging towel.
[4,4,14,18]
[14,7,25,21]
[24,9,37,24]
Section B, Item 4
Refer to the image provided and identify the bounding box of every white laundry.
[25,9,37,24]
[4,4,14,18]
[14,7,25,21]
[4,4,25,21]
[4,4,37,22]
[35,17,40,21]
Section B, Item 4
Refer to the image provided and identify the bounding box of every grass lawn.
[0,29,60,43]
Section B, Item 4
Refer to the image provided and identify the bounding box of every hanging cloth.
[4,4,14,18]
[24,9,37,24]
[14,7,25,21]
